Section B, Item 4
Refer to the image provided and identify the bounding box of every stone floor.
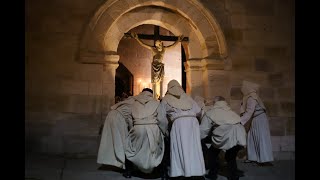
[25,153,295,180]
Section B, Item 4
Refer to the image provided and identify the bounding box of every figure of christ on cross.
[125,26,188,99]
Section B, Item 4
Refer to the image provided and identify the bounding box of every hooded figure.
[240,81,266,119]
[240,80,273,165]
[125,88,167,175]
[200,96,246,180]
[194,96,213,119]
[200,97,246,150]
[159,80,206,178]
[97,96,135,169]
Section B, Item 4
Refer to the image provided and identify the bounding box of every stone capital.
[186,57,227,71]
[185,58,202,72]
[201,57,225,70]
[103,55,120,70]
[78,51,119,67]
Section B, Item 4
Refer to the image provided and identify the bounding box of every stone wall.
[26,0,294,159]
[25,0,107,155]
[201,0,295,159]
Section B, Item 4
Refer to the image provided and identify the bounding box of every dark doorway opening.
[115,63,134,98]
[181,44,186,92]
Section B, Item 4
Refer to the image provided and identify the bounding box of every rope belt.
[133,116,158,126]
[134,122,158,125]
[171,115,197,122]
[252,110,265,118]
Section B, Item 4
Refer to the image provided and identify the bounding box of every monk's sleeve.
[191,99,202,122]
[240,97,257,125]
[199,114,213,140]
[157,102,169,136]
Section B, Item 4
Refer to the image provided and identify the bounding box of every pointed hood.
[162,80,193,110]
[205,100,241,125]
[240,80,266,114]
[132,91,159,119]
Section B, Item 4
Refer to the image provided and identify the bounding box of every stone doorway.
[78,0,228,113]
[118,24,186,97]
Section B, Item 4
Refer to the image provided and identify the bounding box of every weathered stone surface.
[26,122,53,137]
[45,94,69,113]
[245,0,275,16]
[52,113,101,136]
[229,100,241,115]
[260,87,274,99]
[214,13,232,30]
[208,74,229,86]
[65,95,98,113]
[26,111,102,155]
[206,40,220,56]
[263,101,279,117]
[269,117,285,136]
[27,76,61,95]
[271,136,281,151]
[280,101,295,115]
[26,94,47,112]
[242,30,273,46]
[25,168,62,180]
[26,129,64,154]
[64,158,101,171]
[280,135,295,151]
[75,64,103,82]
[230,15,246,29]
[231,56,254,71]
[89,81,103,95]
[246,73,269,86]
[40,135,65,154]
[25,153,64,170]
[268,73,284,87]
[229,44,264,57]
[286,117,295,135]
[230,87,242,100]
[255,58,274,72]
[278,88,294,99]
[107,0,130,20]
[273,151,295,160]
[59,80,89,95]
[207,86,230,100]
[225,0,246,14]
[268,56,293,73]
[225,29,243,41]
[264,47,287,57]
[63,135,100,155]
[245,16,273,31]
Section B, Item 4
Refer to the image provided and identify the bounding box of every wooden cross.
[124,25,188,98]
[124,25,188,43]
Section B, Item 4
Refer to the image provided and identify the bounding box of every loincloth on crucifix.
[151,60,164,84]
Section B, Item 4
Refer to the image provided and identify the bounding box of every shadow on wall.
[25,62,116,156]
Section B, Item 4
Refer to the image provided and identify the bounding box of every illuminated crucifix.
[125,26,188,99]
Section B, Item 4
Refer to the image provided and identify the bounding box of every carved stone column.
[78,51,119,120]
[101,55,119,117]
[185,59,203,97]
[201,58,230,100]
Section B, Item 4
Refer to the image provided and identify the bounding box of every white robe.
[240,97,273,163]
[97,97,134,169]
[125,93,167,173]
[199,101,246,151]
[159,98,205,177]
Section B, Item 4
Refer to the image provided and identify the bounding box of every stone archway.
[78,0,229,111]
